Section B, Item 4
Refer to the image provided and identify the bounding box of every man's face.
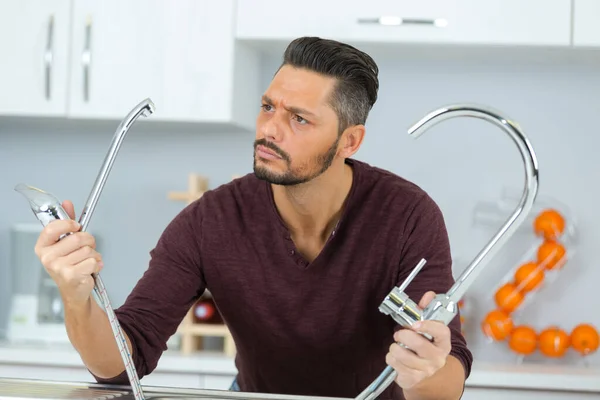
[253,65,341,186]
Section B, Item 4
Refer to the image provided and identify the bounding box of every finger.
[411,320,451,349]
[63,245,102,267]
[46,231,96,257]
[62,263,96,289]
[62,200,77,220]
[418,291,436,308]
[73,257,103,277]
[385,350,422,382]
[395,328,441,360]
[36,219,81,250]
[39,232,97,268]
[388,341,430,371]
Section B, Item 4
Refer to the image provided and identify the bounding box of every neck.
[272,161,353,241]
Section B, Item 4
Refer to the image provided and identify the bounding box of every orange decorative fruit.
[509,325,538,355]
[481,309,514,341]
[570,324,600,356]
[533,209,565,240]
[494,282,524,313]
[514,262,545,292]
[538,327,570,357]
[537,240,567,270]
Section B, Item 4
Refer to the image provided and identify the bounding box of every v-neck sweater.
[95,158,472,400]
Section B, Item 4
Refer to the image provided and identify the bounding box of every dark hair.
[279,36,379,134]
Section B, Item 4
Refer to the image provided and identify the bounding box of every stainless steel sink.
[0,378,128,399]
[0,378,350,400]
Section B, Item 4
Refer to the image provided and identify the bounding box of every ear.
[338,125,365,158]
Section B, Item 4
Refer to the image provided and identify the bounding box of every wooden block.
[175,296,236,356]
[168,173,209,205]
[168,174,241,205]
[224,335,236,357]
[169,174,238,356]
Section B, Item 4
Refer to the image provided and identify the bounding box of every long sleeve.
[92,201,206,384]
[395,192,473,379]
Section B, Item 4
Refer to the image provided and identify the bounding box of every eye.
[293,115,308,125]
[261,103,273,112]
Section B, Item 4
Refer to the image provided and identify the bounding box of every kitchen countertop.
[0,341,237,375]
[1,341,599,393]
[465,360,600,392]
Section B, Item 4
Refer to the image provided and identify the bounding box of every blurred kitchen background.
[1,1,600,398]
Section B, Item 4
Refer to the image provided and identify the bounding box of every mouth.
[256,145,282,160]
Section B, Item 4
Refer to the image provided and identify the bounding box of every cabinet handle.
[44,15,54,101]
[82,15,92,102]
[357,16,448,28]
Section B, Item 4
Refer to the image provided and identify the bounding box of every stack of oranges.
[481,208,598,358]
[507,324,600,358]
[493,209,567,316]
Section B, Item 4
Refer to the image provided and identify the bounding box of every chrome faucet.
[355,104,540,400]
[15,98,156,400]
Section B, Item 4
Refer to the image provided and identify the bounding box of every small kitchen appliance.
[6,223,70,344]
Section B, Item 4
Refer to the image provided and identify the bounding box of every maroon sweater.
[95,158,472,399]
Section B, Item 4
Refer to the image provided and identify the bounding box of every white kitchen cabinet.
[573,0,600,47]
[0,1,71,117]
[236,0,572,48]
[67,0,260,130]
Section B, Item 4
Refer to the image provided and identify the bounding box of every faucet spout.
[14,97,155,400]
[355,104,539,400]
[410,104,539,305]
[78,98,155,231]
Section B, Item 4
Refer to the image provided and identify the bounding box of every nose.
[260,113,284,142]
[262,119,280,142]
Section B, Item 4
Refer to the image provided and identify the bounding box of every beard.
[253,136,340,186]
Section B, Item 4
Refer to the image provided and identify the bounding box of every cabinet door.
[67,0,257,129]
[0,0,70,116]
[236,0,571,47]
[573,0,600,46]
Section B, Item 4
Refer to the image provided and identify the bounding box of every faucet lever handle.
[380,258,457,337]
[397,258,427,292]
[379,258,428,331]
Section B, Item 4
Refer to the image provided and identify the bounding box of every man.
[35,37,472,400]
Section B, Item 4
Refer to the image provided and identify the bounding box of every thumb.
[418,291,436,308]
[62,200,76,220]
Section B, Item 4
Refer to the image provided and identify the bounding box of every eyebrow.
[262,95,317,118]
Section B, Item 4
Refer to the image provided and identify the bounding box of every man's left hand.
[385,291,452,390]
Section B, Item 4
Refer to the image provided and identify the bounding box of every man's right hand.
[34,200,104,308]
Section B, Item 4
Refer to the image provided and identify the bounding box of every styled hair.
[280,36,379,134]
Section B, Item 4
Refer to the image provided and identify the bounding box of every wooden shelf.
[176,300,236,357]
[169,173,240,357]
[179,323,230,336]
